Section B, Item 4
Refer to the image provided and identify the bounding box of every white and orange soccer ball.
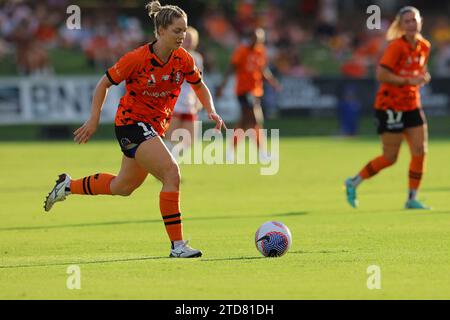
[255,221,292,257]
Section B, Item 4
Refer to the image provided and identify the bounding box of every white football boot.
[44,173,71,212]
[169,240,202,258]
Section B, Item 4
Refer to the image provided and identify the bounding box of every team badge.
[147,74,156,86]
[175,71,182,85]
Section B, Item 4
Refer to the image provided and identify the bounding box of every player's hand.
[423,72,431,84]
[408,73,431,86]
[208,112,227,131]
[73,117,99,144]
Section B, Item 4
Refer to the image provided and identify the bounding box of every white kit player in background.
[165,26,204,157]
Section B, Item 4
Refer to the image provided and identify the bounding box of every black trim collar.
[148,40,174,67]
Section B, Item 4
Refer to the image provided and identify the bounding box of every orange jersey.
[231,43,267,97]
[375,36,431,111]
[106,41,202,135]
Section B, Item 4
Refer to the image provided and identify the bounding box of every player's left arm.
[263,67,282,91]
[191,80,227,130]
[422,48,431,84]
[422,65,431,84]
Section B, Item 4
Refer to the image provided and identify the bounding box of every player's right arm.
[376,41,428,86]
[376,66,428,86]
[74,49,140,144]
[74,75,114,144]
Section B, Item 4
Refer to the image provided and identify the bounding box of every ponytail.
[145,0,162,20]
[145,1,187,38]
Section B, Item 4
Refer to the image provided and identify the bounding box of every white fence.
[1,75,448,125]
[0,74,241,125]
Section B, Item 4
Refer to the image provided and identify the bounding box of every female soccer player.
[216,28,280,161]
[345,6,431,210]
[43,1,226,258]
[164,26,204,155]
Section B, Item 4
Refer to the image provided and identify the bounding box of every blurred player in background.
[164,26,203,156]
[345,6,431,210]
[216,28,280,161]
[43,0,226,257]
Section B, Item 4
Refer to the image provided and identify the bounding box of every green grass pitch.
[1,137,449,299]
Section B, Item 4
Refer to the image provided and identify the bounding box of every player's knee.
[163,164,181,188]
[113,183,138,196]
[412,145,427,156]
[383,153,398,164]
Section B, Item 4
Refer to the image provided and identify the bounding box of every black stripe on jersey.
[105,71,119,85]
[187,78,202,85]
[186,69,196,75]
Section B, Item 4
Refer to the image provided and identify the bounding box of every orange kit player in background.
[43,1,226,258]
[164,26,204,156]
[216,28,280,161]
[345,6,431,210]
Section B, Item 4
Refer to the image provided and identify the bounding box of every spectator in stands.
[338,84,361,136]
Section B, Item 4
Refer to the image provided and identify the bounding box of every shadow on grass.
[0,256,168,269]
[0,256,269,269]
[200,256,265,262]
[0,219,161,232]
[422,186,450,192]
[0,212,307,232]
[406,210,450,215]
[289,249,350,254]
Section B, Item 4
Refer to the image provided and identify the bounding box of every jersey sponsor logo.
[142,90,172,98]
[175,71,183,85]
[120,138,131,146]
[120,138,138,150]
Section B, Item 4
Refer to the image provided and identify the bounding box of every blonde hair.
[255,28,266,43]
[386,6,423,41]
[186,26,199,49]
[145,1,187,38]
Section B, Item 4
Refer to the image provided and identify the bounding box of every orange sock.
[359,155,394,179]
[160,191,183,242]
[70,173,115,195]
[409,154,425,190]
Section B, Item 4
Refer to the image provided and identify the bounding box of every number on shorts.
[386,110,403,124]
[137,122,156,137]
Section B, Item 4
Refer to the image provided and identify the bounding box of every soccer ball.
[255,221,292,257]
